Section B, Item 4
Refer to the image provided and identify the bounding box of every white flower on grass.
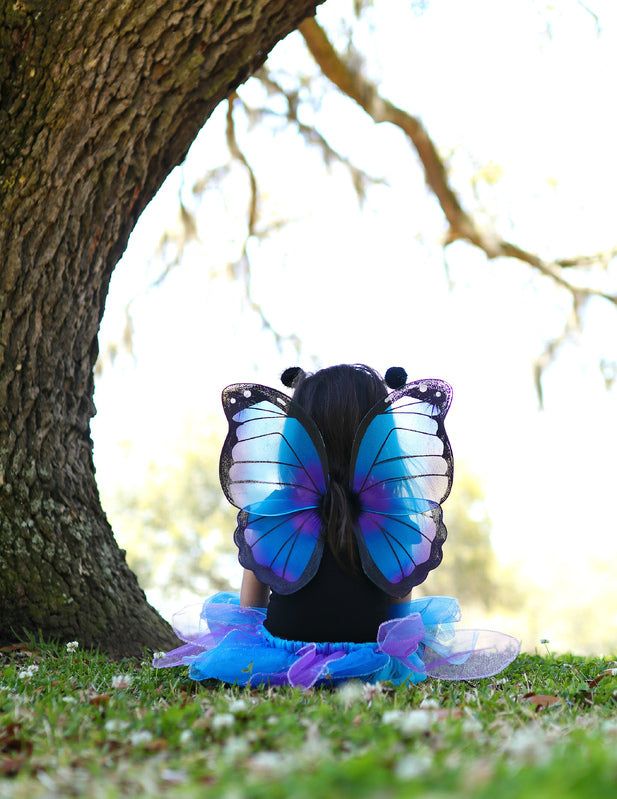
[36,770,57,791]
[130,730,153,747]
[18,664,39,679]
[462,716,483,735]
[600,720,617,736]
[160,769,187,784]
[336,681,365,707]
[104,720,130,734]
[362,682,384,705]
[394,753,433,780]
[211,713,235,730]
[504,727,552,765]
[111,674,132,689]
[179,729,193,745]
[65,641,79,653]
[228,698,248,714]
[398,710,434,736]
[384,709,434,737]
[382,709,403,725]
[152,651,165,661]
[249,751,290,777]
[223,736,250,762]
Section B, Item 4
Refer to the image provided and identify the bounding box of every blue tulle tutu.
[153,592,520,689]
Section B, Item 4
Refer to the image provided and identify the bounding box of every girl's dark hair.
[291,364,388,575]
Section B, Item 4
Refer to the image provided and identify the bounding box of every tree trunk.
[0,0,321,655]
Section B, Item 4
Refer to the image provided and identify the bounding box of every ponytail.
[322,480,361,575]
[290,364,390,578]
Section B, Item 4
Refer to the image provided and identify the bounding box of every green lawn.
[1,640,616,797]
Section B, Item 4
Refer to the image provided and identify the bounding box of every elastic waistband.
[261,625,377,655]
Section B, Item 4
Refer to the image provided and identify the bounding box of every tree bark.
[0,0,321,655]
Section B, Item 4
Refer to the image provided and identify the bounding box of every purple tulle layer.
[153,593,520,689]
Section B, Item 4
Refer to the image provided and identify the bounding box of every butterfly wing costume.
[220,380,453,597]
[154,378,520,689]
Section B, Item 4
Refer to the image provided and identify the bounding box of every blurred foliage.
[103,428,239,598]
[417,466,522,612]
[103,430,519,613]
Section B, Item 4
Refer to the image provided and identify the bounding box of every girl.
[154,364,519,688]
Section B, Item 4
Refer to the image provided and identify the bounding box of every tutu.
[153,374,520,689]
[153,592,520,689]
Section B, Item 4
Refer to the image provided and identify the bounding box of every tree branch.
[298,16,617,310]
[224,96,301,353]
[253,67,384,204]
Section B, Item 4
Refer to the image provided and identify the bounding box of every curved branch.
[532,295,585,410]
[298,16,617,309]
[224,96,300,354]
[254,67,385,204]
[226,94,259,239]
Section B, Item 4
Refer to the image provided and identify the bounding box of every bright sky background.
[92,0,617,653]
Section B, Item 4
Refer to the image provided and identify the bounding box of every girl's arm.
[390,592,412,605]
[388,591,412,619]
[240,568,270,608]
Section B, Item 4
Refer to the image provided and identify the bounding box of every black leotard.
[264,545,390,643]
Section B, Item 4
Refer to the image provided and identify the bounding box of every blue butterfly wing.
[350,379,453,597]
[220,384,328,593]
[234,508,324,595]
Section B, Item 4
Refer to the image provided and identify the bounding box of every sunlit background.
[92,0,617,655]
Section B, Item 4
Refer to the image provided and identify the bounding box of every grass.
[1,640,617,797]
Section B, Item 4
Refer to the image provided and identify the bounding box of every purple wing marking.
[234,508,324,594]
